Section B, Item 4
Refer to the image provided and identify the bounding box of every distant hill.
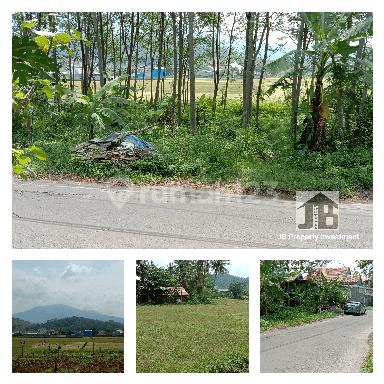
[12,304,123,324]
[12,316,123,332]
[214,273,249,290]
[12,317,36,332]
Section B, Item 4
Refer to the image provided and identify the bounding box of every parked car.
[344,301,366,315]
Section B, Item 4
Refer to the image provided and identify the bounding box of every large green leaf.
[339,15,373,41]
[73,113,87,130]
[12,35,59,85]
[263,51,297,76]
[90,113,105,132]
[332,40,358,57]
[17,155,31,165]
[40,85,53,99]
[94,74,130,99]
[99,108,125,126]
[29,146,47,160]
[105,96,133,105]
[55,32,71,43]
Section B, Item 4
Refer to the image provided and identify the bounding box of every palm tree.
[210,260,230,301]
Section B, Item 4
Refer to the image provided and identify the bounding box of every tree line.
[12,315,124,333]
[12,12,373,177]
[136,260,249,304]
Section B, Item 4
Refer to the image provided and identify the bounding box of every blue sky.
[12,260,124,317]
[147,260,249,278]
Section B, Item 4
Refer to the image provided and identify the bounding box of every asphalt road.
[260,310,373,373]
[12,179,373,248]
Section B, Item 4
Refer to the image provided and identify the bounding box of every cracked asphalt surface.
[12,179,373,248]
[260,310,373,373]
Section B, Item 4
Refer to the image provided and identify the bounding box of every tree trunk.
[243,12,255,129]
[149,19,154,104]
[188,12,196,134]
[77,13,88,96]
[154,12,165,110]
[224,13,236,110]
[290,19,305,143]
[92,12,110,134]
[255,13,270,129]
[126,12,135,100]
[212,13,221,114]
[171,12,177,134]
[133,12,140,102]
[177,12,183,126]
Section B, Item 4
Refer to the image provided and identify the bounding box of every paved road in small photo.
[12,179,373,248]
[260,310,373,373]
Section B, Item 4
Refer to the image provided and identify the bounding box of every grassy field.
[12,337,124,373]
[71,77,305,102]
[136,299,249,373]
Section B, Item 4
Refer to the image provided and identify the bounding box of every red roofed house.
[304,267,371,287]
[137,286,189,304]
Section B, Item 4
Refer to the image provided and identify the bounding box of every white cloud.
[60,263,95,280]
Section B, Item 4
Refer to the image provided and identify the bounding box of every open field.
[12,337,124,373]
[71,77,308,102]
[136,299,249,373]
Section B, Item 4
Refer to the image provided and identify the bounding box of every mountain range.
[12,304,124,324]
[214,273,249,290]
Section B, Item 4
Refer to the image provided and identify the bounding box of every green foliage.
[12,98,372,196]
[12,146,47,180]
[361,347,373,373]
[64,75,135,139]
[12,35,58,86]
[31,316,123,332]
[260,306,339,332]
[228,282,248,299]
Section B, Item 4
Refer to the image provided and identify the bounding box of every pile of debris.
[71,124,159,165]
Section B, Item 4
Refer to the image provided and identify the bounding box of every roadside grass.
[362,346,373,373]
[12,95,372,197]
[136,298,249,373]
[260,306,341,332]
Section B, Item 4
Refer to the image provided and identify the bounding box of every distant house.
[135,67,166,79]
[305,267,351,282]
[137,286,189,304]
[305,267,372,304]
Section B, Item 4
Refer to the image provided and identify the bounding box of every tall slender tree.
[188,12,196,134]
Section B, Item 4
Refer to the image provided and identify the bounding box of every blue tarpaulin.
[123,134,152,149]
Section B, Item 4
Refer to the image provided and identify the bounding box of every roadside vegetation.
[361,332,373,373]
[260,260,373,332]
[260,306,340,332]
[12,12,373,200]
[12,96,372,197]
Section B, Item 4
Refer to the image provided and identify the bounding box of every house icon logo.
[296,191,339,230]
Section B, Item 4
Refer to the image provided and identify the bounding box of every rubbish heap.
[71,130,154,165]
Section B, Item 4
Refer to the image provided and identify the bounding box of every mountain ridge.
[12,304,123,324]
[214,273,249,290]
